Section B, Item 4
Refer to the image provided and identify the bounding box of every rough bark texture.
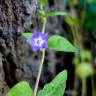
[0,0,38,95]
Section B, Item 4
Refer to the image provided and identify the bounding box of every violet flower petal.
[32,46,40,52]
[27,38,35,46]
[32,30,40,38]
[41,33,48,40]
[41,42,48,48]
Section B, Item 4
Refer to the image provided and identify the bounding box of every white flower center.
[34,36,44,46]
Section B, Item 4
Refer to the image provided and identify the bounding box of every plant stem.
[33,49,45,96]
[42,17,47,34]
[33,17,47,96]
[92,76,95,96]
[82,79,86,96]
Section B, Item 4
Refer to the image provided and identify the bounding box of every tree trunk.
[0,0,37,95]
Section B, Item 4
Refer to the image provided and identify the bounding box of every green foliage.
[38,10,45,17]
[65,16,80,26]
[73,57,80,66]
[80,50,92,61]
[83,11,96,29]
[89,2,96,13]
[48,35,77,52]
[84,19,96,29]
[37,70,67,96]
[87,0,94,3]
[79,0,96,29]
[39,0,47,9]
[46,11,68,17]
[75,62,93,79]
[39,1,68,18]
[39,11,68,18]
[22,32,32,39]
[6,81,33,96]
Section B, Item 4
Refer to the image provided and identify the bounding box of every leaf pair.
[6,70,67,96]
[39,0,68,18]
[39,11,68,17]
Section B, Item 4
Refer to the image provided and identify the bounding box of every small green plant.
[74,50,94,96]
[6,1,77,96]
[6,70,67,96]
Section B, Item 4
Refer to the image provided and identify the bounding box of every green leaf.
[39,0,47,9]
[46,11,68,17]
[48,35,77,52]
[39,11,68,18]
[6,81,33,96]
[38,10,45,16]
[65,16,80,26]
[38,70,67,96]
[22,32,32,39]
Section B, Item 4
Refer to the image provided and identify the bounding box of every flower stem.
[42,17,47,34]
[33,17,47,96]
[33,49,45,96]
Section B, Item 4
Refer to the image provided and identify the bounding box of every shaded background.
[0,0,96,96]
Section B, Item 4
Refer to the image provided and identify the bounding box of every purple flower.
[27,31,48,52]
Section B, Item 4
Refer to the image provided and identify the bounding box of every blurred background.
[0,0,96,96]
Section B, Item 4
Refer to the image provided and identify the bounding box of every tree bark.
[0,0,37,95]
